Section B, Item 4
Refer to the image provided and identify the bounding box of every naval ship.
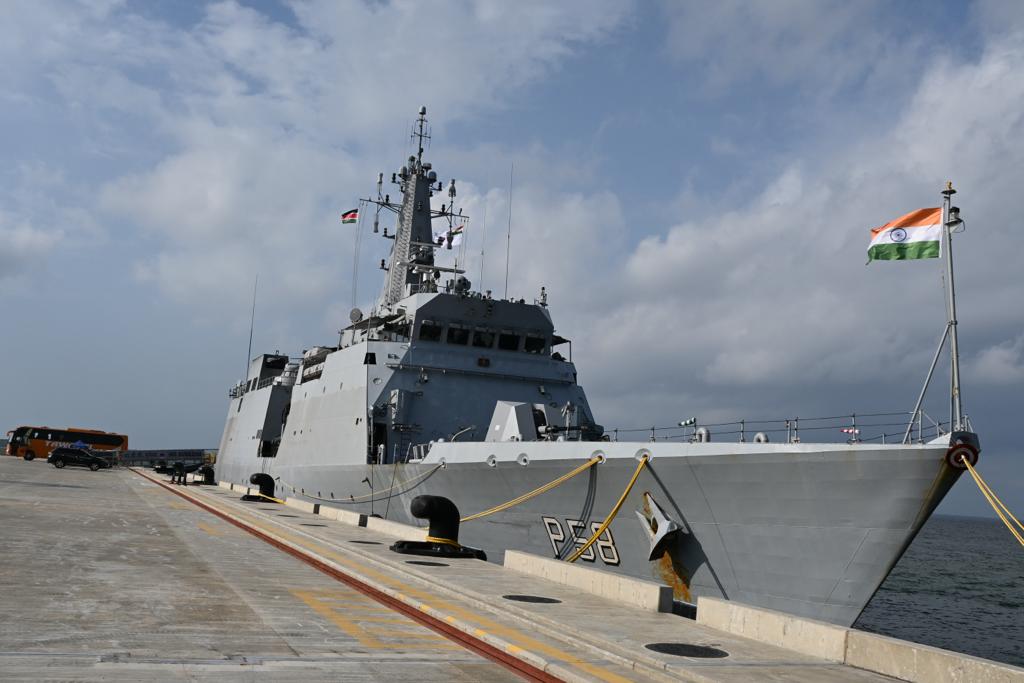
[216,107,980,627]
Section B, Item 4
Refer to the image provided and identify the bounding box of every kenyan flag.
[341,209,359,224]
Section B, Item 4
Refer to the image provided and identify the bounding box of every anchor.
[635,491,686,561]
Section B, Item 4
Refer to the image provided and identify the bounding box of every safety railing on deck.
[604,410,959,445]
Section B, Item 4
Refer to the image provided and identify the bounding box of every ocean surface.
[855,514,1023,667]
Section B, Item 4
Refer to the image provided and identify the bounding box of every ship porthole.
[486,454,497,467]
[517,453,529,466]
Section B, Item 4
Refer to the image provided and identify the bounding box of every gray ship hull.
[217,439,961,626]
[212,107,974,630]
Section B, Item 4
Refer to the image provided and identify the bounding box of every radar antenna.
[412,106,430,166]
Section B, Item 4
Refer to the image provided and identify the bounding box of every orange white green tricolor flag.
[868,207,942,262]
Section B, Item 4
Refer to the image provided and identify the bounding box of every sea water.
[855,515,1023,667]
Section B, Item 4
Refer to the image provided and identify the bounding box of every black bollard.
[198,465,215,485]
[241,473,278,502]
[390,495,486,560]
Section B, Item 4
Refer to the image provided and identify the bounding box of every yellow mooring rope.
[567,454,649,563]
[460,456,602,523]
[960,456,1024,548]
[255,492,287,505]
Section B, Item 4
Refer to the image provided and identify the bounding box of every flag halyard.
[868,207,942,262]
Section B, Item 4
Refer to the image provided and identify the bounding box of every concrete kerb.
[280,494,426,538]
[164,476,679,681]
[139,474,631,683]
[696,596,847,662]
[504,550,673,613]
[845,629,1024,683]
[697,597,1024,683]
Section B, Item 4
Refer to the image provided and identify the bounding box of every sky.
[1,0,1023,519]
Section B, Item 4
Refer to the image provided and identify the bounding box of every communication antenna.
[478,180,489,288]
[352,199,365,308]
[504,162,513,299]
[245,274,258,378]
[411,106,431,165]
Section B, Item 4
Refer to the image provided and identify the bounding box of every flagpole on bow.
[941,181,964,432]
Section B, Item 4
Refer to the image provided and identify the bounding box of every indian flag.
[868,207,942,262]
[341,209,359,224]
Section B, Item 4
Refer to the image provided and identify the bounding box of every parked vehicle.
[47,447,113,471]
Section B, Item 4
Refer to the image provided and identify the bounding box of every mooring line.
[961,457,1024,548]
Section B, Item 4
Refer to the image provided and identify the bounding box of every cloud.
[969,334,1024,384]
[661,0,896,92]
[549,25,1024,431]
[34,0,628,316]
[0,216,62,283]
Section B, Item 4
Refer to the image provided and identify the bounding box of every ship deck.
[1,456,1019,682]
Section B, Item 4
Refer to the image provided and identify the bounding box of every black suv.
[47,447,112,471]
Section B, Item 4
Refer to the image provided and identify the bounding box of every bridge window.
[525,336,547,354]
[419,321,442,342]
[446,326,470,345]
[498,332,521,351]
[472,330,495,348]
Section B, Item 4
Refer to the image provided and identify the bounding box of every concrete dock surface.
[2,456,1022,682]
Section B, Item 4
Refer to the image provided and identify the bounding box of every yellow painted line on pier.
[196,521,228,537]
[148,476,634,683]
[292,588,459,651]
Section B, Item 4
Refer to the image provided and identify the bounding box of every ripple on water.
[855,515,1024,668]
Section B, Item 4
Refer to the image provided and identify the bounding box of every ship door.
[370,423,388,464]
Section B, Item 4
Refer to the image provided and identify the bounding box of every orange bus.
[5,426,128,461]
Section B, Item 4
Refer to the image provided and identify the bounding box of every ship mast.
[903,182,967,442]
[941,182,964,431]
[363,106,468,313]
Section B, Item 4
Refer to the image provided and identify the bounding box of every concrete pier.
[1,456,1022,682]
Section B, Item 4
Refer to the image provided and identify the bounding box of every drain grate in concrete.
[644,643,728,658]
[502,594,562,604]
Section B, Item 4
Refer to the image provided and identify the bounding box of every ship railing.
[604,410,960,445]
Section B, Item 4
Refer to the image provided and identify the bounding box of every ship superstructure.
[215,107,979,627]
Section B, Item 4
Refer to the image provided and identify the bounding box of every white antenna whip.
[245,274,258,376]
[504,162,513,299]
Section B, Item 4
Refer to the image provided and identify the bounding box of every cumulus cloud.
[0,217,62,283]
[2,0,631,317]
[556,25,1024,429]
[4,0,1024,453]
[661,0,900,92]
[969,335,1024,384]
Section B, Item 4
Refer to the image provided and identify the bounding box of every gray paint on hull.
[219,440,958,627]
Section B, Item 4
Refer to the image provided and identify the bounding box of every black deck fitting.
[389,495,487,561]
